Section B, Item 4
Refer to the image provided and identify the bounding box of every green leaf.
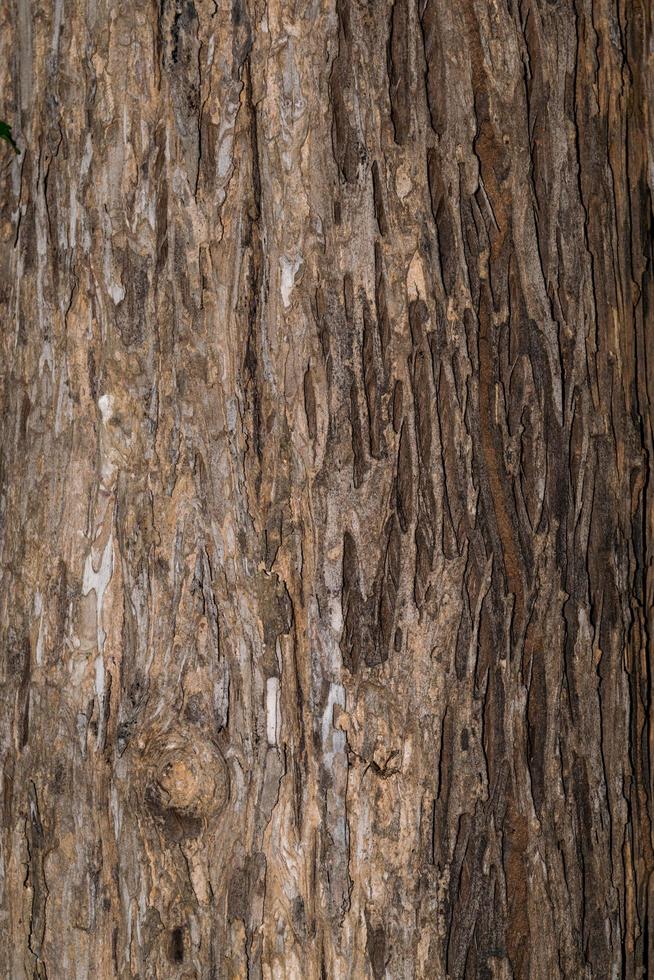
[0,121,19,153]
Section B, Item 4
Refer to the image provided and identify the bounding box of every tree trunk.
[1,0,652,977]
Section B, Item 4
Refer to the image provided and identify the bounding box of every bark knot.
[140,731,229,839]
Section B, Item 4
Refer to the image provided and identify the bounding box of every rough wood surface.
[0,1,652,977]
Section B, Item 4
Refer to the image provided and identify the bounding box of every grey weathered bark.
[0,0,652,977]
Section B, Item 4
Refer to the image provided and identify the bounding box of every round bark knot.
[141,732,228,839]
[157,757,205,812]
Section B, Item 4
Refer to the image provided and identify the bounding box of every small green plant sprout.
[0,121,18,153]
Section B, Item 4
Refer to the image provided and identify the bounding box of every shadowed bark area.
[0,1,652,977]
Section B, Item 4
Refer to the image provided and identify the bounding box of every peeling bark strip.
[0,0,652,977]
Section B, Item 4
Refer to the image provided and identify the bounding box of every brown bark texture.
[1,0,653,977]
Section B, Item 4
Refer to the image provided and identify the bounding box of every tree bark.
[1,0,652,977]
